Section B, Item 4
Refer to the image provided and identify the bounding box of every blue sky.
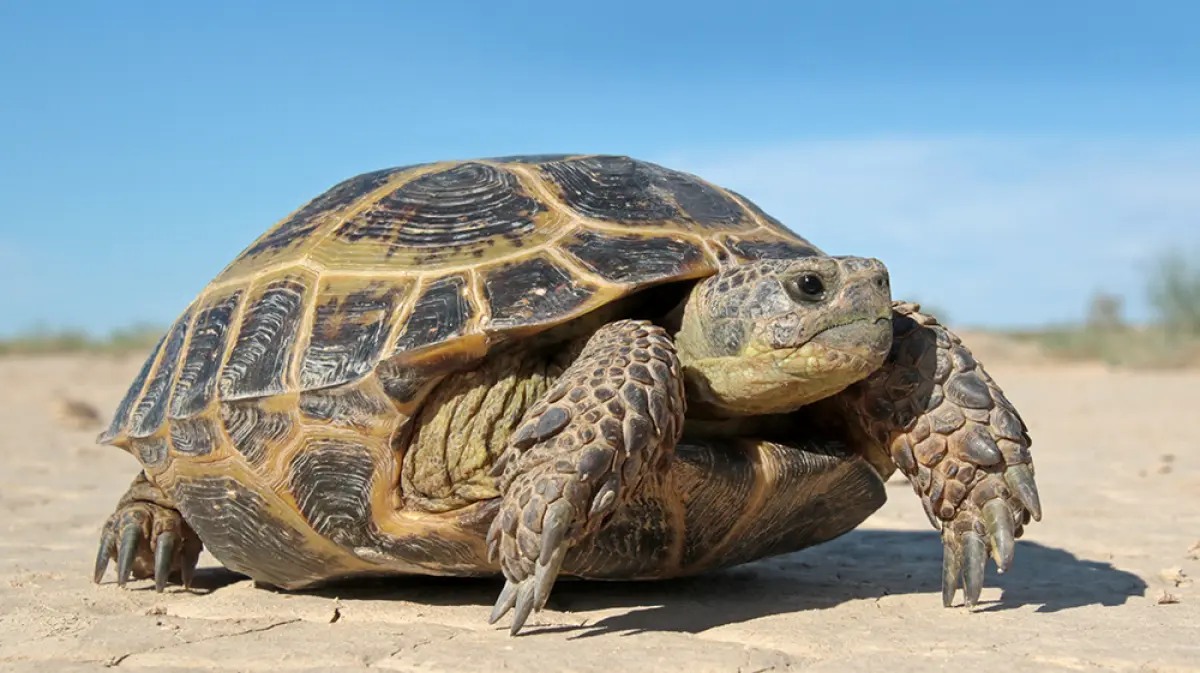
[2,1,1199,335]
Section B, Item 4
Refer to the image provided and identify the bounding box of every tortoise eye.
[786,273,826,302]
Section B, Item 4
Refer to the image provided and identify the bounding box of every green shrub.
[1147,247,1200,334]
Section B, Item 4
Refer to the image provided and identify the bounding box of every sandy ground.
[1,348,1198,672]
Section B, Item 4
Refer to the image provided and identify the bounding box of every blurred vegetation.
[0,323,164,357]
[1005,246,1200,368]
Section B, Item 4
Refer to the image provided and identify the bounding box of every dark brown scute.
[289,438,376,546]
[219,399,296,467]
[536,155,682,224]
[238,167,414,260]
[334,162,544,255]
[534,155,757,231]
[673,442,758,569]
[374,533,476,569]
[169,290,243,420]
[650,169,754,229]
[133,436,170,468]
[170,475,344,589]
[300,280,410,390]
[722,236,820,262]
[391,275,475,355]
[687,441,885,571]
[483,255,598,330]
[129,310,192,438]
[562,229,707,285]
[376,358,451,405]
[298,385,394,434]
[168,416,221,457]
[218,277,308,400]
[99,331,166,443]
[740,453,884,563]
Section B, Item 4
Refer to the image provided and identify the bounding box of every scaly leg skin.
[838,301,1043,608]
[93,472,203,592]
[486,319,686,635]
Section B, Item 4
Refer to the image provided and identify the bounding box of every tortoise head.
[672,256,894,417]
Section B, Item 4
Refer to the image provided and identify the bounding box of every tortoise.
[92,154,1042,635]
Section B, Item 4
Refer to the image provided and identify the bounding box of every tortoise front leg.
[836,301,1042,608]
[486,319,686,635]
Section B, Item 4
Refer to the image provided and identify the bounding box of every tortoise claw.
[487,500,576,636]
[154,531,179,593]
[93,529,116,584]
[941,536,963,607]
[180,537,201,590]
[510,581,538,637]
[488,580,520,625]
[1004,464,1042,522]
[961,532,987,607]
[116,520,144,588]
[982,498,1016,572]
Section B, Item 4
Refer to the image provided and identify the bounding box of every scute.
[321,161,567,270]
[482,253,599,330]
[560,229,710,285]
[129,310,191,438]
[299,277,414,390]
[534,155,760,231]
[169,289,243,420]
[218,273,312,401]
[99,332,165,444]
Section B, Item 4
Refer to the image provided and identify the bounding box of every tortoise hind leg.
[94,472,203,591]
[486,319,686,635]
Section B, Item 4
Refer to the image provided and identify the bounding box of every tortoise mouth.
[783,317,892,370]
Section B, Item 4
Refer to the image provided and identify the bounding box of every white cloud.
[656,137,1200,327]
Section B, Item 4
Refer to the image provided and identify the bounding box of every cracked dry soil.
[1,351,1197,672]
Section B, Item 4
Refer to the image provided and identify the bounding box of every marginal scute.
[169,475,350,589]
[129,310,192,438]
[133,436,170,468]
[219,399,298,466]
[298,382,397,436]
[168,417,221,457]
[299,277,412,390]
[289,438,376,546]
[99,332,165,443]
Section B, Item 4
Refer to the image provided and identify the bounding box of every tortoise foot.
[486,320,684,635]
[841,302,1043,608]
[887,303,1042,607]
[93,474,203,592]
[937,461,1040,607]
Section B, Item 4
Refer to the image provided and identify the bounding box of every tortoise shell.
[97,154,820,586]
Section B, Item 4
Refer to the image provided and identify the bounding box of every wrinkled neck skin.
[671,257,894,419]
